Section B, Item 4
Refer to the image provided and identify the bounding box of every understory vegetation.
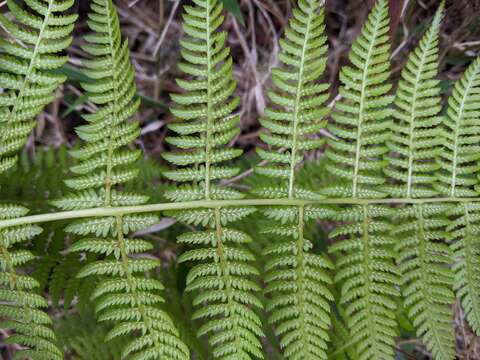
[1,0,480,359]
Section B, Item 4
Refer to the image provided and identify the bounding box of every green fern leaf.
[264,205,334,360]
[437,57,480,197]
[0,0,77,178]
[163,0,265,357]
[255,0,329,199]
[329,205,401,360]
[324,0,393,199]
[0,206,63,359]
[449,202,480,336]
[0,3,78,350]
[53,0,189,358]
[394,204,456,360]
[384,3,444,198]
[253,1,334,358]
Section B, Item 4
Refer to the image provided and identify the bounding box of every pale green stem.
[2,197,480,229]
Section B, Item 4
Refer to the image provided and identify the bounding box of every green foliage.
[255,0,329,199]
[221,0,244,25]
[52,0,189,358]
[0,1,76,358]
[450,203,480,336]
[254,1,334,359]
[323,1,400,358]
[382,5,457,359]
[0,206,63,359]
[2,1,480,360]
[263,205,334,360]
[325,0,393,199]
[329,205,401,360]
[437,57,480,197]
[0,0,77,178]
[384,3,444,198]
[163,0,265,358]
[395,204,455,360]
[56,310,125,360]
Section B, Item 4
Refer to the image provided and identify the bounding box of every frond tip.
[164,0,242,197]
[384,2,444,198]
[0,0,77,178]
[437,57,480,197]
[324,0,393,199]
[256,0,329,199]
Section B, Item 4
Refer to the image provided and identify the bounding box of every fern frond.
[449,202,480,335]
[384,3,444,198]
[329,204,401,360]
[0,206,63,359]
[437,57,480,197]
[324,0,393,199]
[163,0,264,357]
[263,205,334,360]
[395,204,456,360]
[0,0,77,177]
[53,0,189,358]
[255,0,329,199]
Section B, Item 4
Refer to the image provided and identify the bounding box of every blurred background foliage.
[1,0,480,358]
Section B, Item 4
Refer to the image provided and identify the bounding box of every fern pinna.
[0,0,76,358]
[384,4,457,359]
[255,1,334,359]
[162,0,264,358]
[324,0,393,200]
[0,0,76,177]
[324,0,401,358]
[52,1,189,359]
[442,57,480,337]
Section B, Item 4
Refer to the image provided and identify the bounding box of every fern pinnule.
[437,57,480,197]
[52,1,189,358]
[0,206,63,359]
[394,204,456,360]
[255,0,329,199]
[329,205,400,360]
[384,2,444,198]
[163,0,264,358]
[0,0,77,178]
[324,0,393,199]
